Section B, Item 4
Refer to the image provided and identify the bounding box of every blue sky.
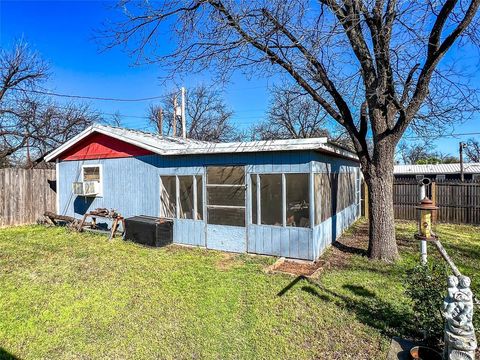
[1,0,478,157]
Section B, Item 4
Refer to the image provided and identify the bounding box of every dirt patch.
[215,252,240,271]
[271,258,328,277]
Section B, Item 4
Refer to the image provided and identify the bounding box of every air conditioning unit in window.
[72,181,100,196]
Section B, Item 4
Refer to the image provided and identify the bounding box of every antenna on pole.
[181,87,186,139]
[173,95,178,137]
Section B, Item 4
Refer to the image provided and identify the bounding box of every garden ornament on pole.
[418,178,432,264]
[413,198,477,359]
[414,197,438,264]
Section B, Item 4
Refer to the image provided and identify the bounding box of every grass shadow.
[278,276,413,339]
[0,348,20,360]
[332,240,367,256]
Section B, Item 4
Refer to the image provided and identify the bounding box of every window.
[160,176,176,218]
[81,165,102,196]
[207,166,245,226]
[286,174,310,228]
[473,174,480,182]
[160,175,203,220]
[83,166,101,182]
[436,174,446,182]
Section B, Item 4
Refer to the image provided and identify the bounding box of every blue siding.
[312,203,359,259]
[58,149,360,260]
[174,219,205,246]
[247,225,312,260]
[207,225,246,253]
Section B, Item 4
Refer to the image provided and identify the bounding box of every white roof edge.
[45,124,358,161]
[394,163,480,175]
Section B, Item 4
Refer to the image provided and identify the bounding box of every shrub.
[404,261,448,345]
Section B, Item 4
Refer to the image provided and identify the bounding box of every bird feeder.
[414,197,438,241]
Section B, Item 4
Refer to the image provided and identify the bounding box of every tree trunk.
[364,146,399,262]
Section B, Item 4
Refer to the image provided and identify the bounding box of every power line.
[401,132,480,140]
[12,87,164,102]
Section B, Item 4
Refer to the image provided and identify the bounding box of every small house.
[45,125,361,261]
[394,163,480,182]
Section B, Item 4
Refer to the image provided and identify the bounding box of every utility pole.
[181,87,186,139]
[460,142,466,182]
[157,108,163,136]
[173,95,177,137]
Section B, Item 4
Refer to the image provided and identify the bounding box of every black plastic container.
[124,216,173,247]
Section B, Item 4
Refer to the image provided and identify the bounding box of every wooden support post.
[77,213,89,232]
[432,240,461,277]
[363,181,369,219]
[110,218,118,240]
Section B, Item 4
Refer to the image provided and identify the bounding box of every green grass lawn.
[0,220,478,359]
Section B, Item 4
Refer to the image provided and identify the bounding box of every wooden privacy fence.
[392,180,480,224]
[0,168,56,227]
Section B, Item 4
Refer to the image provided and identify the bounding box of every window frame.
[206,166,246,227]
[160,174,203,220]
[250,172,311,229]
[81,164,103,197]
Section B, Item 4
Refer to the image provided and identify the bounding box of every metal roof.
[394,163,480,175]
[45,124,358,162]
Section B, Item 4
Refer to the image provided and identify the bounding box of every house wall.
[58,150,360,260]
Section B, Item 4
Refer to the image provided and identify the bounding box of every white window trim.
[81,164,103,197]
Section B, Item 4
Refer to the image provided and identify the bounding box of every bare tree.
[148,85,237,142]
[0,42,48,159]
[398,141,460,164]
[252,85,330,140]
[1,43,99,166]
[398,141,435,165]
[104,0,480,261]
[465,138,480,162]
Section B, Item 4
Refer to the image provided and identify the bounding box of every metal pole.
[181,87,186,139]
[419,183,427,264]
[173,95,177,137]
[460,142,465,182]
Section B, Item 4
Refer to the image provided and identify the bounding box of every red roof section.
[59,132,153,161]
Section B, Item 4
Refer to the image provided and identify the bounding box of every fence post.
[431,181,437,224]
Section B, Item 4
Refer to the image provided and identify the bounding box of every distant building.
[394,163,480,182]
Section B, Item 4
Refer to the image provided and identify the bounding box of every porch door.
[205,166,246,253]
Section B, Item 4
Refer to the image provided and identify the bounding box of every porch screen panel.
[251,175,258,224]
[337,171,356,212]
[285,173,310,228]
[259,174,282,225]
[178,176,194,219]
[160,176,176,218]
[196,176,203,220]
[206,166,245,226]
[207,186,245,207]
[314,173,332,224]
